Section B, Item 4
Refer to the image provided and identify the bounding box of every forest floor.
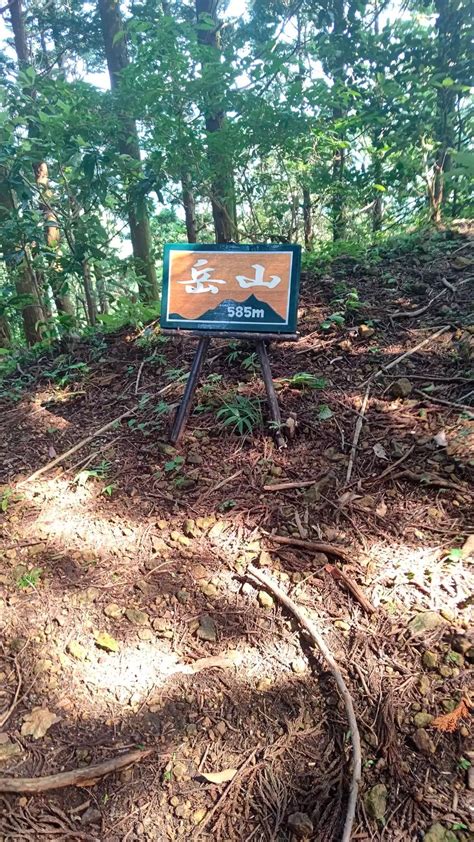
[0,228,473,842]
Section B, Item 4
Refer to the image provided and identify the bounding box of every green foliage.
[0,487,22,512]
[282,372,327,390]
[216,394,262,435]
[17,568,42,589]
[317,404,334,421]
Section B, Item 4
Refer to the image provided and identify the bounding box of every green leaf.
[374,184,386,192]
[318,404,334,420]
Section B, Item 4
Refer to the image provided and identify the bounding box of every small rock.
[258,591,274,609]
[422,651,438,669]
[468,766,474,791]
[451,635,471,654]
[413,728,435,754]
[438,664,452,678]
[424,822,458,842]
[334,620,350,631]
[408,611,446,636]
[461,533,474,558]
[0,737,22,763]
[359,324,375,339]
[175,803,190,818]
[152,618,173,638]
[187,452,203,466]
[176,589,190,605]
[446,649,464,667]
[291,658,306,675]
[241,582,253,596]
[94,631,120,653]
[365,783,388,820]
[67,641,87,662]
[215,721,226,736]
[390,378,413,398]
[413,712,433,728]
[196,614,217,643]
[81,807,101,826]
[418,675,431,695]
[465,645,474,663]
[138,628,153,641]
[199,581,219,598]
[125,608,149,626]
[256,677,273,692]
[313,552,328,564]
[171,760,187,781]
[104,603,123,619]
[287,811,313,839]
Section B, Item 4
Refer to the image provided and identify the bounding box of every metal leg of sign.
[256,340,287,449]
[170,337,210,444]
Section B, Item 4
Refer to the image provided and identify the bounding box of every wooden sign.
[161,243,301,334]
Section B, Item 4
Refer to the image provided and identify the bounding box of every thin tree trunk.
[330,0,347,241]
[196,0,237,243]
[82,260,97,325]
[302,186,313,250]
[0,315,11,347]
[0,166,45,346]
[94,264,109,314]
[432,0,458,223]
[181,173,197,242]
[372,149,383,232]
[97,0,159,302]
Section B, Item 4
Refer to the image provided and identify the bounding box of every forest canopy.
[0,0,472,347]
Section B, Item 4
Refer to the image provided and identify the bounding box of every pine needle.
[431,699,470,733]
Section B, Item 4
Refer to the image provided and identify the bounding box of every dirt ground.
[0,229,473,841]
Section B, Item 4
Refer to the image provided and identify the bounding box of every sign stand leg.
[256,340,286,449]
[170,336,210,444]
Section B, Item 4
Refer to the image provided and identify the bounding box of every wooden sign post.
[160,243,301,446]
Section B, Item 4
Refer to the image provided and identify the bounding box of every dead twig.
[192,750,257,839]
[19,383,175,485]
[413,388,474,416]
[266,534,353,564]
[362,325,450,386]
[247,564,361,842]
[345,384,370,484]
[263,476,324,492]
[0,656,22,729]
[0,749,152,793]
[134,360,145,395]
[368,444,415,483]
[391,289,446,318]
[325,564,376,615]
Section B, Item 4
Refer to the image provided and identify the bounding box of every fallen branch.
[368,444,415,483]
[134,360,145,395]
[391,289,446,318]
[247,564,361,842]
[267,534,352,564]
[0,749,152,793]
[263,477,324,492]
[362,325,450,386]
[0,657,22,729]
[325,564,376,615]
[394,469,466,491]
[413,388,474,417]
[19,383,175,485]
[345,384,371,484]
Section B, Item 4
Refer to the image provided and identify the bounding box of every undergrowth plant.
[216,394,262,435]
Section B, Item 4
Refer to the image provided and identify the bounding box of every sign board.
[160,243,301,334]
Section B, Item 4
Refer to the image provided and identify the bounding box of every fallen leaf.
[21,707,60,740]
[94,631,120,652]
[200,768,238,784]
[338,491,360,507]
[48,445,57,458]
[373,442,388,460]
[433,430,447,447]
[431,699,470,732]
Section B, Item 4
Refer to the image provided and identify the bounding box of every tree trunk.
[372,146,383,232]
[8,0,28,66]
[0,314,12,348]
[95,264,109,314]
[82,260,97,325]
[330,0,347,241]
[97,0,159,302]
[181,173,197,242]
[0,167,45,346]
[195,0,237,243]
[302,187,313,250]
[33,161,75,318]
[432,0,458,223]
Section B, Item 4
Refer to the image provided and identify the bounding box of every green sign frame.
[160,243,301,335]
